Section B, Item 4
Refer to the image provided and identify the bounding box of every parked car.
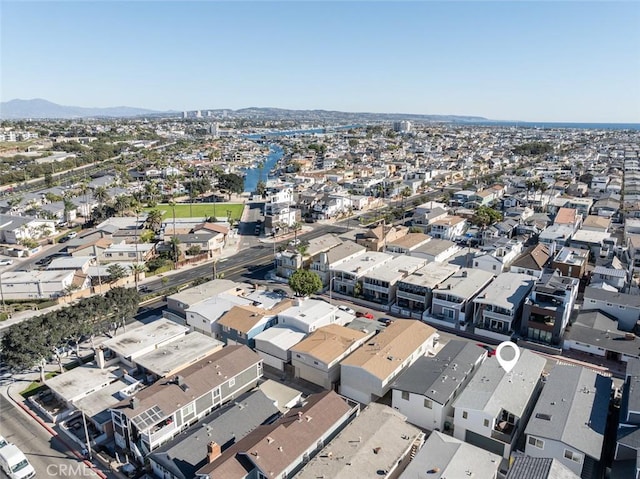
[0,443,35,479]
[476,343,496,356]
[356,311,374,320]
[35,257,52,266]
[379,317,395,326]
[0,259,13,266]
[338,305,356,315]
[67,231,78,239]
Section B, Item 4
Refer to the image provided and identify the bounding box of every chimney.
[207,441,221,463]
[130,397,140,410]
[461,271,468,278]
[96,346,105,369]
[176,375,185,387]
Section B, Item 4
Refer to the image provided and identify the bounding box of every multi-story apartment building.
[110,345,262,455]
[473,272,536,342]
[394,263,459,318]
[428,268,495,328]
[520,271,579,347]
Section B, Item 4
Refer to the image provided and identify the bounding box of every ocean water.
[464,121,640,130]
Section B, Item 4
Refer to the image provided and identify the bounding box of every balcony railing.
[397,290,427,302]
[145,420,177,446]
[491,421,515,443]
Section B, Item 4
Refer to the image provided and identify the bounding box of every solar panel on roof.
[131,405,167,431]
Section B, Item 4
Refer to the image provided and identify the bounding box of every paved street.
[0,392,105,478]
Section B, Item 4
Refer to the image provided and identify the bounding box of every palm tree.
[106,263,127,288]
[168,198,177,236]
[93,186,109,206]
[145,209,164,233]
[129,263,147,290]
[114,195,130,214]
[144,180,160,206]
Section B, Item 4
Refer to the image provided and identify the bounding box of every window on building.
[462,411,468,419]
[528,436,544,449]
[424,399,433,409]
[402,391,410,401]
[483,419,489,427]
[564,449,582,463]
[229,377,235,388]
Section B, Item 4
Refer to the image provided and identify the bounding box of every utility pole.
[0,273,6,314]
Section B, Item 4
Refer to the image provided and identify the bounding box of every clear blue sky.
[2,1,639,122]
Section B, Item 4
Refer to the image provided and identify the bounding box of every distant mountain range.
[0,99,160,119]
[216,107,490,123]
[0,98,490,123]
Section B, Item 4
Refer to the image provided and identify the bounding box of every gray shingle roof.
[506,457,580,479]
[525,365,611,460]
[399,431,501,479]
[453,350,545,418]
[566,310,640,358]
[148,390,279,479]
[584,287,640,308]
[391,341,485,405]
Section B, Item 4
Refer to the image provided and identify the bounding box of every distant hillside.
[0,99,491,123]
[214,107,490,123]
[0,98,159,119]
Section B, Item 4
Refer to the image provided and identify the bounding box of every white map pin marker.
[495,341,520,373]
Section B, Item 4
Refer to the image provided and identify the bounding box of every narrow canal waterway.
[243,143,283,193]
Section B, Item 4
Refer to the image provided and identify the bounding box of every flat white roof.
[475,272,535,310]
[279,299,338,327]
[332,251,393,277]
[47,256,94,269]
[102,318,189,359]
[253,325,307,349]
[187,293,254,322]
[0,269,73,283]
[572,229,611,243]
[399,263,460,289]
[362,255,427,283]
[46,362,122,403]
[134,332,223,377]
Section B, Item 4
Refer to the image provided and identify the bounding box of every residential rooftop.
[400,431,501,479]
[474,272,536,311]
[392,341,486,405]
[149,389,280,479]
[525,365,611,460]
[296,403,423,479]
[332,251,393,277]
[290,324,372,365]
[362,255,427,283]
[46,362,122,403]
[133,332,224,377]
[453,350,546,418]
[434,268,495,299]
[112,345,261,422]
[340,319,437,381]
[398,263,460,289]
[101,318,189,361]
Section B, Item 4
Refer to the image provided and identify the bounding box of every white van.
[0,444,35,479]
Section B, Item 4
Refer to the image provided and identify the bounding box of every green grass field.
[145,203,244,220]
